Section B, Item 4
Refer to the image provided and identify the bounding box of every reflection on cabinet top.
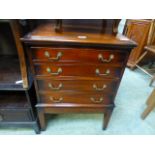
[21,23,136,49]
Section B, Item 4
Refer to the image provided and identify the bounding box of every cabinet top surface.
[21,23,136,49]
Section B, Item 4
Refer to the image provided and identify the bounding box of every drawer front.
[39,92,113,105]
[34,64,122,78]
[31,47,126,65]
[37,79,118,93]
[0,109,32,122]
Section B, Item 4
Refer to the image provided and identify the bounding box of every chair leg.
[134,51,148,69]
[142,89,155,119]
[149,76,155,86]
[141,102,155,119]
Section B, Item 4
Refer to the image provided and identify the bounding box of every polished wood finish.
[34,63,122,78]
[22,20,136,131]
[31,47,126,65]
[39,91,113,105]
[124,20,151,69]
[21,23,135,49]
[36,79,118,93]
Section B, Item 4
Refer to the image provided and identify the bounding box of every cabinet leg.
[103,108,113,130]
[37,108,46,131]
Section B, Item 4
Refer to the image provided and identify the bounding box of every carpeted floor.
[0,68,155,135]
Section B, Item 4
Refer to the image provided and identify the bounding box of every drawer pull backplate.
[48,83,63,90]
[93,84,107,91]
[49,97,63,103]
[44,51,62,61]
[46,67,62,75]
[90,97,104,103]
[95,69,110,76]
[98,54,114,63]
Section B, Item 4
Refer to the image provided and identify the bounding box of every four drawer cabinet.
[22,23,136,131]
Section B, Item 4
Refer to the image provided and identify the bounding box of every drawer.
[36,79,118,93]
[38,92,113,105]
[31,47,126,65]
[0,109,32,122]
[34,63,122,79]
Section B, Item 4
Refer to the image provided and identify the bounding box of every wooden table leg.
[103,107,114,130]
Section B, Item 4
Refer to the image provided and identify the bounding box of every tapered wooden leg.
[103,107,113,130]
[146,89,155,106]
[141,102,155,120]
[37,108,46,131]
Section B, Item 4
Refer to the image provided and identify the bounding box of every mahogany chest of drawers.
[22,23,136,131]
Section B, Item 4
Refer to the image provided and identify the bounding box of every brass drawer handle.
[44,51,62,61]
[49,97,63,103]
[95,69,110,76]
[90,97,104,103]
[93,84,107,91]
[98,54,114,63]
[46,67,62,75]
[48,83,63,90]
[0,114,3,121]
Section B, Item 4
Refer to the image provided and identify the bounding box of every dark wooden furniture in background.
[22,20,136,131]
[124,19,155,86]
[0,20,40,133]
[124,19,151,69]
[130,20,155,86]
[136,45,155,86]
